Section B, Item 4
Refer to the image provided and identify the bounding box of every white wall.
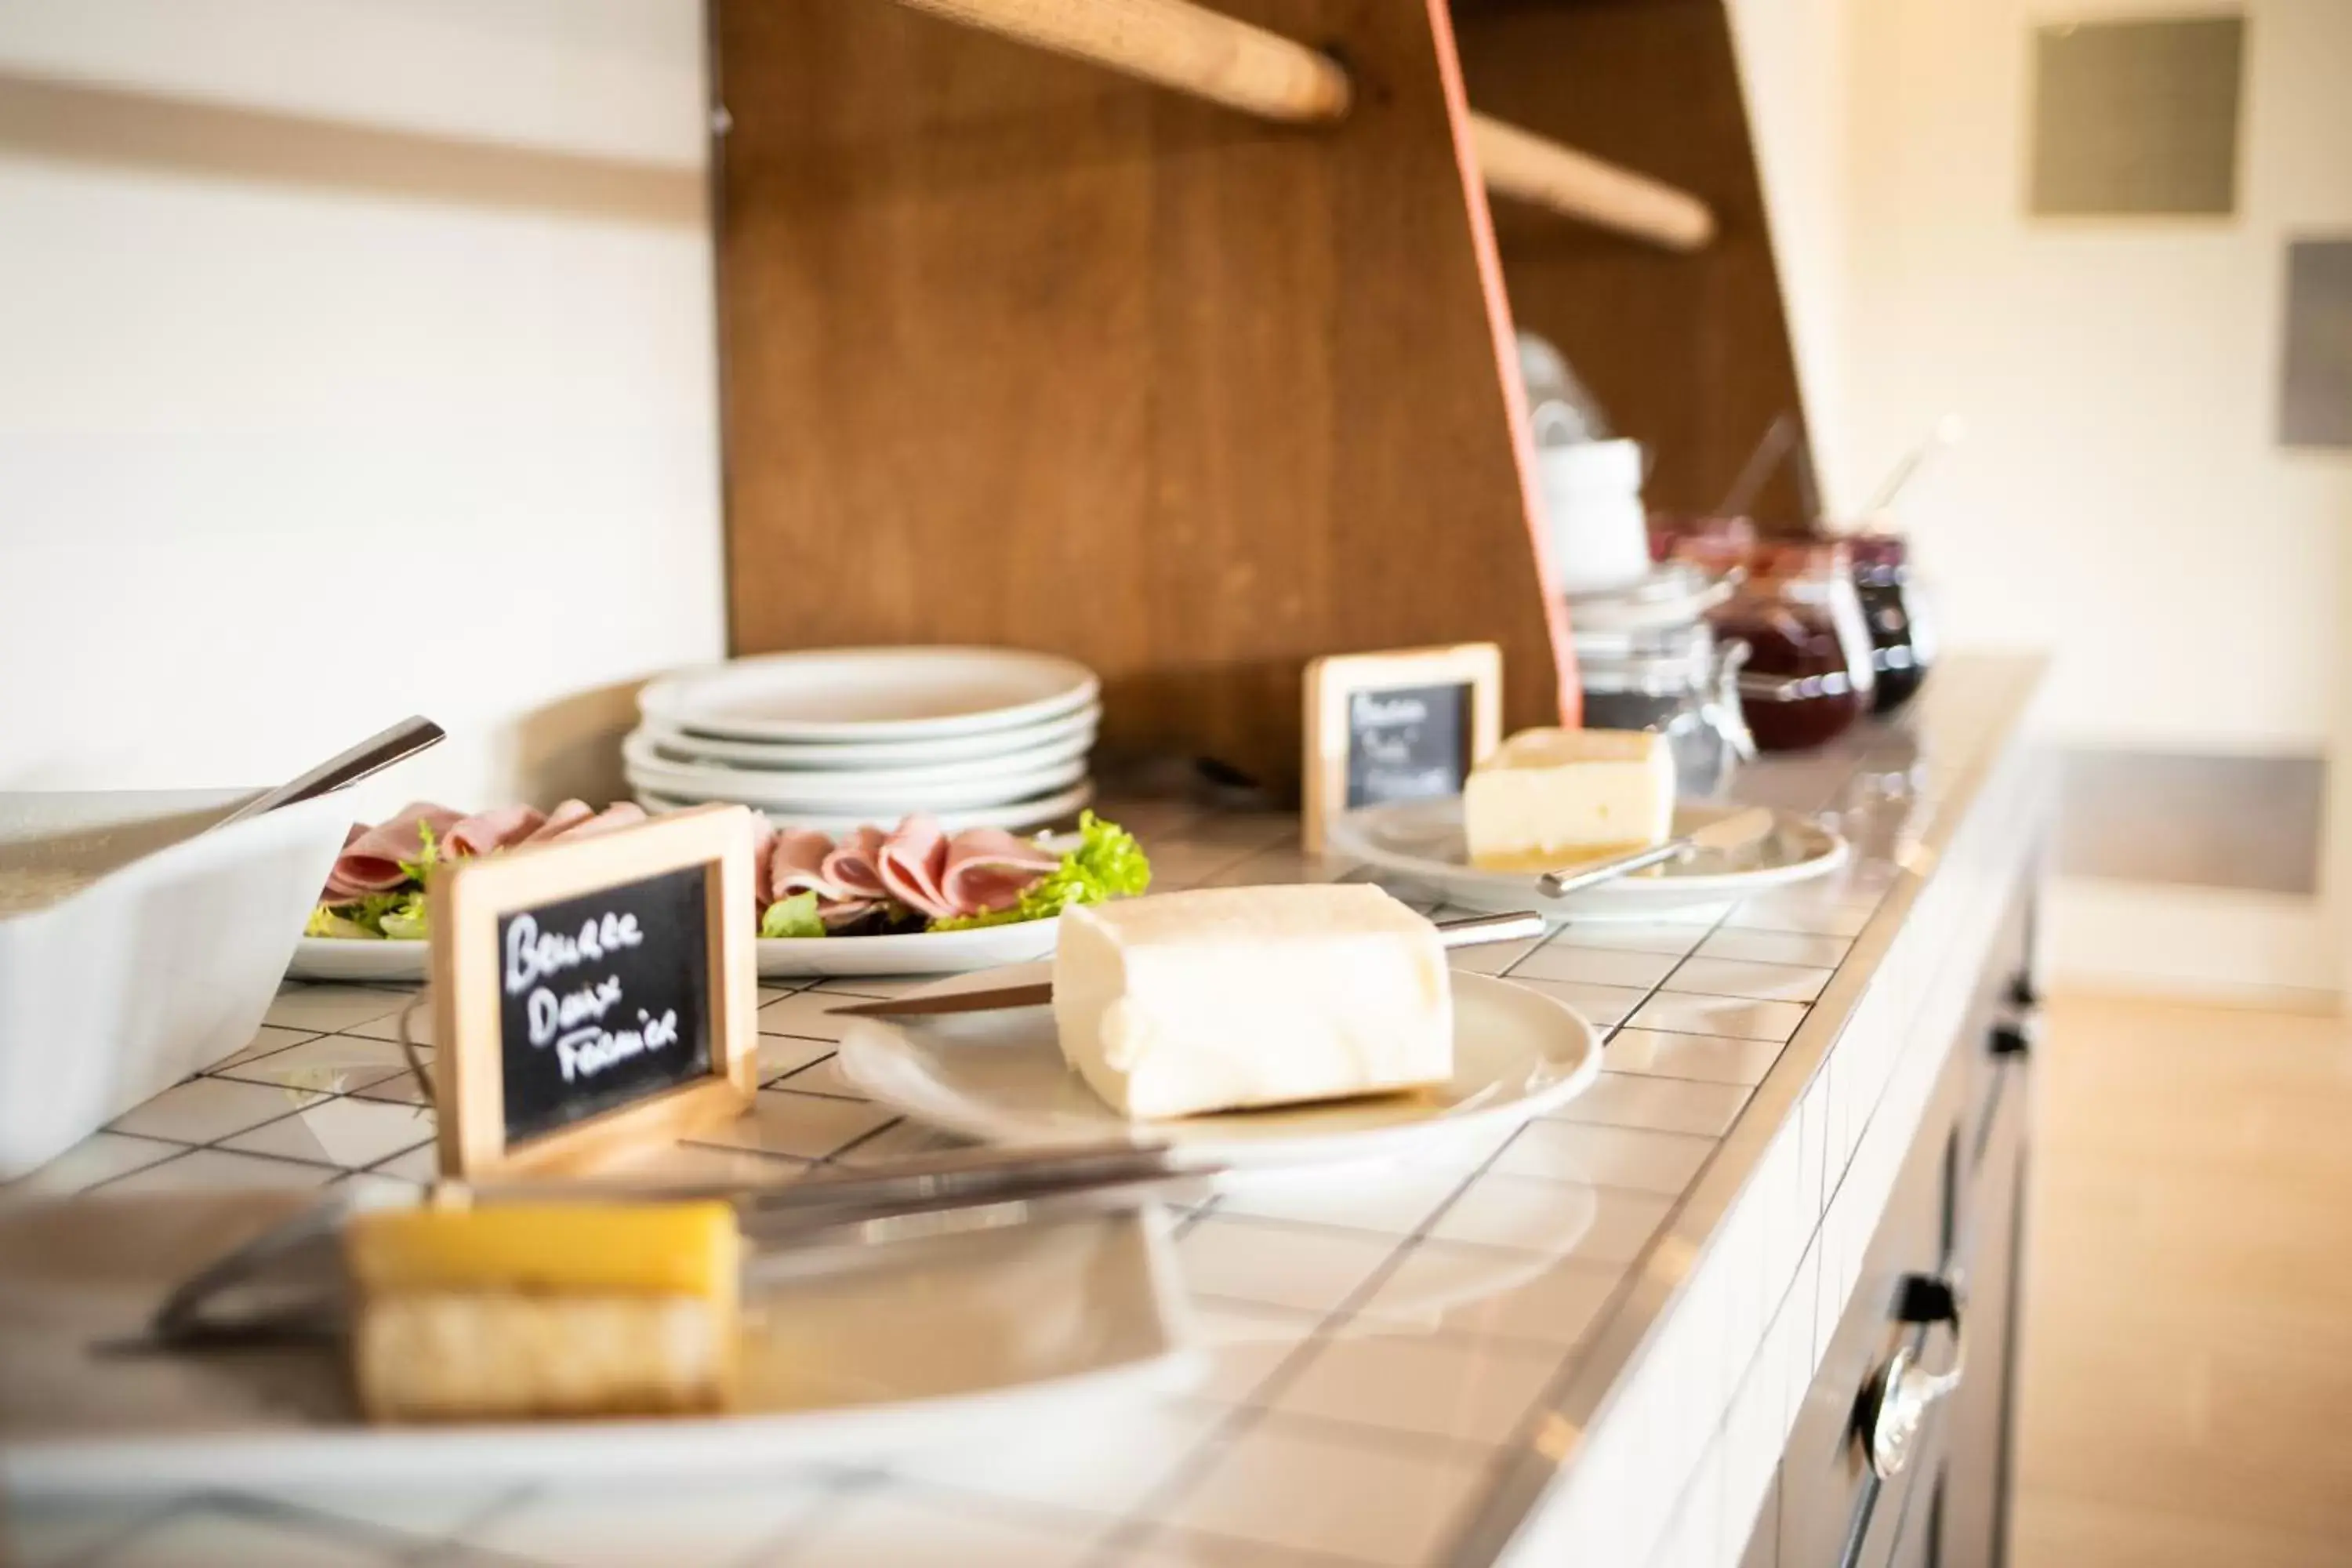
[0,0,724,816]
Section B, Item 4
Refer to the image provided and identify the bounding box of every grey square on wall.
[2029,15,2244,217]
[2281,239,2352,449]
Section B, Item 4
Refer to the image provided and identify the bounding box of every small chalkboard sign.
[1304,644,1503,850]
[430,804,757,1178]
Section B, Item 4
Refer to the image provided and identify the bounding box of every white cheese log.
[1052,884,1453,1120]
[1462,728,1676,869]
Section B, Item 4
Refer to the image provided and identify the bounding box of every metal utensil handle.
[1434,910,1547,946]
[216,715,446,827]
[1538,840,1689,898]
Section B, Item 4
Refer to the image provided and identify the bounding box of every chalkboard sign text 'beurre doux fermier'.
[1303,644,1504,851]
[430,804,758,1178]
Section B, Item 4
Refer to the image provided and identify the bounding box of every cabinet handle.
[1857,1273,1965,1481]
[1989,1006,2040,1058]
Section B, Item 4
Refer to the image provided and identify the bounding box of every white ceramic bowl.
[0,790,352,1178]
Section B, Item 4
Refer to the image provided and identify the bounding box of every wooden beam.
[1470,110,1715,252]
[887,0,1352,122]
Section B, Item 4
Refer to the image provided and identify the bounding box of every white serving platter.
[0,1193,1197,1491]
[838,965,1602,1172]
[622,731,1090,812]
[636,712,1097,775]
[1326,798,1847,923]
[639,648,1098,744]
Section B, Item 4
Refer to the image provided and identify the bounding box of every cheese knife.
[1537,806,1778,898]
[826,909,1548,1019]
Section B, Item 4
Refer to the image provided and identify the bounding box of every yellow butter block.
[346,1202,740,1300]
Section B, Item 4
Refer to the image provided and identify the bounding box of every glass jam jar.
[1848,533,1933,714]
[1711,542,1877,752]
[1576,621,1755,797]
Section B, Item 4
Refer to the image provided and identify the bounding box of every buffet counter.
[0,655,2051,1568]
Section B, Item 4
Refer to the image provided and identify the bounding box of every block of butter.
[1463,728,1676,871]
[345,1201,739,1422]
[1052,884,1452,1121]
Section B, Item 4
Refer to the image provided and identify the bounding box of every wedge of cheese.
[1462,727,1676,870]
[345,1201,739,1422]
[1052,884,1452,1120]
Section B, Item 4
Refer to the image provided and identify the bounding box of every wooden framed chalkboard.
[1303,643,1504,851]
[429,804,759,1179]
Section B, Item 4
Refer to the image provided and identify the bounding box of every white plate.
[622,731,1090,812]
[1,1193,1197,1490]
[1327,798,1847,923]
[838,965,1602,1171]
[293,913,1069,985]
[637,713,1097,775]
[636,779,1095,836]
[641,648,1098,744]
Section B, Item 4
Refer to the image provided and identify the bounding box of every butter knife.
[1537,807,1778,898]
[827,909,1548,1019]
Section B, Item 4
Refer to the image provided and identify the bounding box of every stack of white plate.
[625,648,1101,833]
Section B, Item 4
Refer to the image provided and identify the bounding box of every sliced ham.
[322,801,465,899]
[820,826,890,900]
[876,813,956,920]
[547,802,648,841]
[441,804,547,861]
[768,828,845,901]
[524,800,598,843]
[750,815,779,907]
[816,896,884,931]
[940,827,1061,915]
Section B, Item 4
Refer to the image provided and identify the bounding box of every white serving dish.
[640,648,1098,744]
[621,729,1090,811]
[1326,798,1847,923]
[839,964,1602,1172]
[636,706,1098,771]
[0,1192,1198,1489]
[0,790,353,1178]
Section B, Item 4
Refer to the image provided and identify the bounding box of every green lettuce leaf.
[305,906,383,939]
[931,812,1151,931]
[759,890,828,939]
[376,892,429,942]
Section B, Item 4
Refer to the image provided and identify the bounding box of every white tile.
[825,1117,975,1167]
[1798,1077,1828,1218]
[349,1069,433,1108]
[214,1024,324,1069]
[1446,937,1541,977]
[1185,1300,1319,1404]
[5,1132,182,1199]
[1551,1074,1751,1138]
[1501,975,1651,1029]
[1550,921,1715,956]
[1210,1164,1468,1237]
[688,1091,895,1161]
[767,1052,866,1100]
[215,1033,420,1096]
[891,1401,1223,1516]
[755,1034,835,1083]
[1722,899,1871,938]
[757,989,858,1043]
[1492,1120,1714,1196]
[1269,1328,1559,1447]
[1178,1215,1399,1316]
[465,1479,829,1566]
[257,1482,516,1542]
[107,1507,392,1567]
[760,1488,1097,1566]
[340,1004,435,1047]
[1352,1241,1624,1349]
[263,985,413,1034]
[1694,927,1853,968]
[1605,1029,1783,1087]
[221,1099,434,1169]
[810,974,931,999]
[1628,992,1809,1044]
[604,1141,810,1185]
[1508,942,1682,990]
[1426,1174,1664,1265]
[0,1494,169,1566]
[366,1142,442,1183]
[1664,956,1832,1004]
[108,1078,326,1145]
[103,1149,338,1194]
[1159,1415,1487,1566]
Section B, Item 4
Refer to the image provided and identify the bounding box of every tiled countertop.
[0,655,2049,1568]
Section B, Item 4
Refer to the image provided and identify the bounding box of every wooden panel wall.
[1453,0,1815,529]
[714,0,1570,790]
